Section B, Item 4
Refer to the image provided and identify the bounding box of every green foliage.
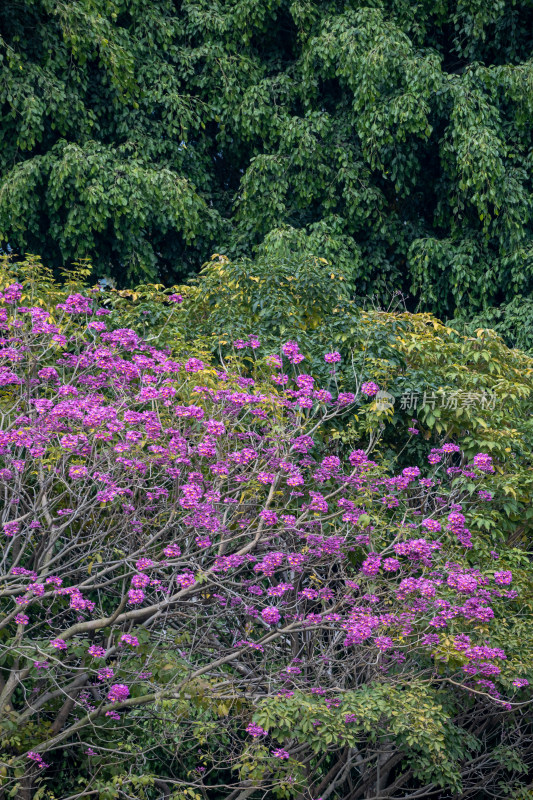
[0,0,221,282]
[450,295,533,353]
[1,0,533,309]
[186,251,353,341]
[254,684,478,793]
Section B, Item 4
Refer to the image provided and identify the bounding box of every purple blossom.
[361,381,379,397]
[246,722,268,738]
[107,684,130,703]
[473,453,495,473]
[128,588,145,605]
[176,572,195,589]
[281,341,304,364]
[120,634,139,647]
[262,607,281,625]
[421,518,441,533]
[3,521,19,537]
[98,667,115,681]
[494,571,512,586]
[27,751,49,769]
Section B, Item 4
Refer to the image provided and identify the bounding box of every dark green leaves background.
[1,0,532,313]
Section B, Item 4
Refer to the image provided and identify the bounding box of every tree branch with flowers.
[0,282,531,800]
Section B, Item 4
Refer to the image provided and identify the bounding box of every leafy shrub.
[450,296,533,353]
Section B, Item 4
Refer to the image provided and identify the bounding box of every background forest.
[0,1,532,799]
[1,0,533,334]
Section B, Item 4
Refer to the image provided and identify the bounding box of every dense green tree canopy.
[1,0,533,311]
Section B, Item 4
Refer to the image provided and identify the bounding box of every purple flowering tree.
[0,285,531,799]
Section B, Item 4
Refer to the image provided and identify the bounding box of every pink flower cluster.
[107,684,130,703]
